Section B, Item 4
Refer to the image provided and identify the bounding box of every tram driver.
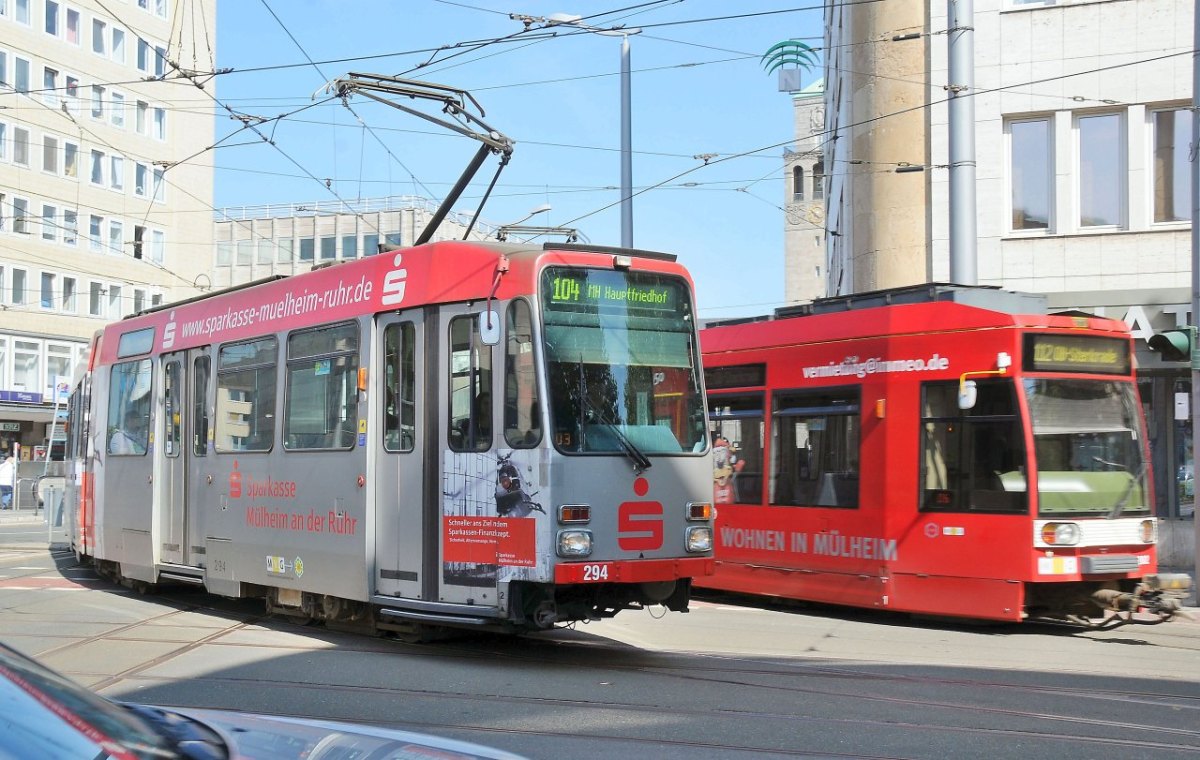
[109,409,147,455]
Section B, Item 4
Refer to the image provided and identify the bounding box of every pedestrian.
[0,455,14,509]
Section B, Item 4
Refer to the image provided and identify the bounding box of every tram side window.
[285,322,359,450]
[164,361,181,458]
[215,337,277,453]
[448,315,492,452]
[504,300,541,448]
[770,389,859,508]
[920,379,1027,513]
[107,359,152,456]
[708,394,764,504]
[193,356,209,457]
[383,322,416,452]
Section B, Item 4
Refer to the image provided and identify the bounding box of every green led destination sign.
[1023,334,1131,375]
[543,269,680,313]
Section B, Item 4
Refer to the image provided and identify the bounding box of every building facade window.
[89,148,105,185]
[40,272,54,308]
[40,203,56,241]
[44,0,59,36]
[1077,112,1123,228]
[62,209,76,246]
[62,276,76,311]
[42,134,58,173]
[12,126,29,166]
[792,165,805,201]
[1153,107,1190,224]
[65,7,79,44]
[91,17,106,55]
[63,140,77,177]
[89,214,103,251]
[13,55,28,92]
[12,197,29,234]
[108,219,123,255]
[1008,117,1052,231]
[88,282,102,315]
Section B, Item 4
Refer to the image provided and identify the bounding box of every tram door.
[375,314,425,599]
[159,349,208,568]
[437,307,498,606]
[159,354,186,565]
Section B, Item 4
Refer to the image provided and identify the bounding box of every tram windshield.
[1024,378,1150,518]
[541,266,707,456]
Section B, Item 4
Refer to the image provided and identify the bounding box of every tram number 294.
[582,563,611,582]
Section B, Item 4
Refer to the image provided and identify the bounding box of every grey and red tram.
[64,240,715,636]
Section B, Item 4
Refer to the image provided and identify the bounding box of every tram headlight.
[1040,522,1081,546]
[1139,519,1157,544]
[557,529,593,558]
[686,525,713,553]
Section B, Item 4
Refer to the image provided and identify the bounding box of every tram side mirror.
[479,310,501,346]
[957,380,978,410]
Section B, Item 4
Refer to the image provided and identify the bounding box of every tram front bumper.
[554,556,715,585]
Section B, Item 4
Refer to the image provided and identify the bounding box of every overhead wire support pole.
[947,0,978,285]
[1190,0,1199,589]
[326,73,515,245]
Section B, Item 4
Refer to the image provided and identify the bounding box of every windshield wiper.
[1108,460,1148,520]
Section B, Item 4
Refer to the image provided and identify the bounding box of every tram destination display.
[1022,333,1131,375]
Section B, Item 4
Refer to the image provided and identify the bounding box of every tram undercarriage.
[91,559,695,638]
[1024,574,1193,629]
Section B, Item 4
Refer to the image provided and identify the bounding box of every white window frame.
[62,138,78,178]
[110,25,125,64]
[1074,110,1126,231]
[41,65,58,107]
[89,148,106,186]
[39,271,55,309]
[109,154,124,192]
[62,208,77,246]
[40,202,56,242]
[88,281,103,316]
[62,275,77,312]
[41,132,58,174]
[108,218,123,256]
[43,0,60,36]
[108,90,124,128]
[88,213,103,251]
[91,16,106,56]
[12,125,29,166]
[1005,115,1055,236]
[1148,104,1191,227]
[65,6,80,45]
[12,196,30,234]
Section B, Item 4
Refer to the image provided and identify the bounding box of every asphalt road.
[1,517,1198,759]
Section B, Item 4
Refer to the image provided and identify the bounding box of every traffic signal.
[1148,326,1196,363]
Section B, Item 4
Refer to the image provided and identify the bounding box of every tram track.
[5,563,1198,757]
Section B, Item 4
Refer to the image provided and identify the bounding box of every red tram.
[698,284,1188,625]
[64,240,714,636]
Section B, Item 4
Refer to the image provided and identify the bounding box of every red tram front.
[65,241,714,636]
[699,284,1188,625]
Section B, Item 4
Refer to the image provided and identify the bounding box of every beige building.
[212,196,503,289]
[0,0,215,457]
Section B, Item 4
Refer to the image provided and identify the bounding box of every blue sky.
[212,1,825,318]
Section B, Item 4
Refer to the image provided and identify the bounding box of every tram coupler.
[1091,573,1193,625]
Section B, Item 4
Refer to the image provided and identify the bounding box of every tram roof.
[701,283,1130,353]
[92,240,686,365]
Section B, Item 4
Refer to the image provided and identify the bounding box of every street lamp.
[546,13,641,248]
